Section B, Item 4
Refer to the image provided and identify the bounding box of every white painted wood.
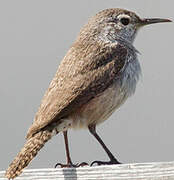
[1,162,174,179]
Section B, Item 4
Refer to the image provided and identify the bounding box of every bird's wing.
[26,43,127,139]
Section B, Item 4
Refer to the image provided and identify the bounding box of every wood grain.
[1,162,174,179]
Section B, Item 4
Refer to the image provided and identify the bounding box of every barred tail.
[5,129,53,179]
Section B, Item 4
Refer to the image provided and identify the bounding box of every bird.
[5,8,171,179]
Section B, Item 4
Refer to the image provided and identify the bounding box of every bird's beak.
[139,18,172,26]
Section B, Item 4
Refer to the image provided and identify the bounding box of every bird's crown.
[77,8,171,44]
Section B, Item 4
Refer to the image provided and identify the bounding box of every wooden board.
[1,162,174,179]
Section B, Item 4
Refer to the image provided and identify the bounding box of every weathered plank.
[1,162,174,179]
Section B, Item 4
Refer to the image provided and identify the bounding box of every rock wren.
[5,8,171,179]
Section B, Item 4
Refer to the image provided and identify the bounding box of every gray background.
[0,0,173,170]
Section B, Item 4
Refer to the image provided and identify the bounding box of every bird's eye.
[120,18,130,26]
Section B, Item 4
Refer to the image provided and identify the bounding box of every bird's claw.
[76,162,89,167]
[55,162,88,168]
[90,160,121,166]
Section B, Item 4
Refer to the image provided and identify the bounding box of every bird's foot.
[55,162,88,168]
[91,159,121,166]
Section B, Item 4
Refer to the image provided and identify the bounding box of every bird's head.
[78,8,171,45]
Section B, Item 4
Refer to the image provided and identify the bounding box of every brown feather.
[27,42,127,138]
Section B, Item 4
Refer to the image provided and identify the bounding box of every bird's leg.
[55,131,75,168]
[88,124,121,166]
[63,130,73,166]
[55,131,88,168]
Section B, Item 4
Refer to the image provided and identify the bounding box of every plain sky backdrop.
[0,0,173,171]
